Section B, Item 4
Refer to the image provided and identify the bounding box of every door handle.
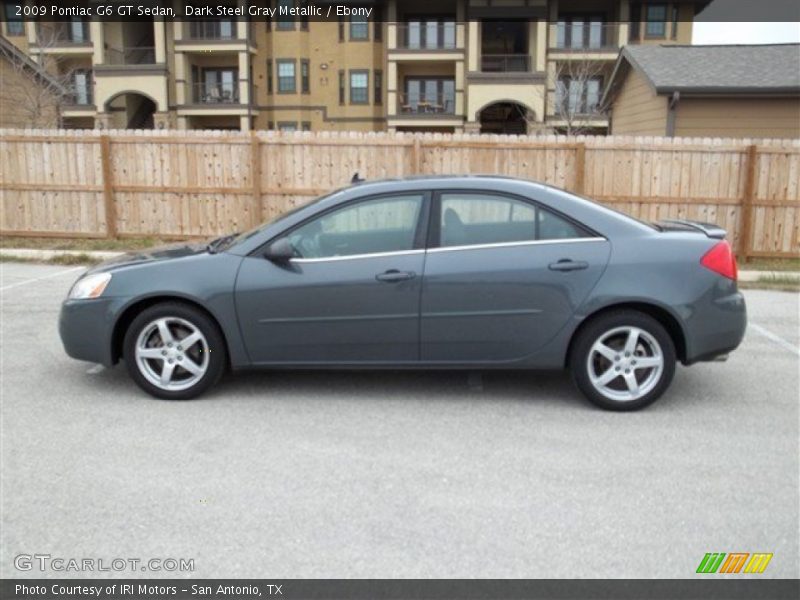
[375,269,416,283]
[548,259,589,272]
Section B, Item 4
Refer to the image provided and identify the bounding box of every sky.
[693,22,800,44]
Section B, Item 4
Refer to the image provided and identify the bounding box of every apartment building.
[0,0,709,133]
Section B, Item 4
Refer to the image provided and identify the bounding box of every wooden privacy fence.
[1,129,798,259]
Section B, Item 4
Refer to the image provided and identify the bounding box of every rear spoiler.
[658,219,726,239]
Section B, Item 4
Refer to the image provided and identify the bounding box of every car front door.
[235,193,428,364]
[420,191,610,363]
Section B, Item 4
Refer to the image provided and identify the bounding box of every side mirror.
[264,238,295,262]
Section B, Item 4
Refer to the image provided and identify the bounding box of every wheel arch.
[111,295,232,366]
[566,301,688,367]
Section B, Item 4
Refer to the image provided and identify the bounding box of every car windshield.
[214,187,347,252]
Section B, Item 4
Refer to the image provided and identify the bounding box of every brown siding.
[674,97,800,139]
[610,68,667,136]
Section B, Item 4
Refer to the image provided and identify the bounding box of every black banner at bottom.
[2,579,799,600]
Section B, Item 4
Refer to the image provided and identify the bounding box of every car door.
[420,191,610,363]
[235,193,429,364]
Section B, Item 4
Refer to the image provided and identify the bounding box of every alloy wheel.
[135,317,210,392]
[586,326,664,402]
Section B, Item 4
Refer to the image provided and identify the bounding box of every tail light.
[700,240,738,281]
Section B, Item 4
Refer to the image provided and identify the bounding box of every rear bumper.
[684,290,747,364]
[59,298,116,366]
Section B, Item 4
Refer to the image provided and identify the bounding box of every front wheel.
[123,302,226,400]
[570,310,676,411]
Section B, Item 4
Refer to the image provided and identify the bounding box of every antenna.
[351,172,365,184]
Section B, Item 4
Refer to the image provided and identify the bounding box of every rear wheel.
[570,310,676,411]
[123,302,226,400]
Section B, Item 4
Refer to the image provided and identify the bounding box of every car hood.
[88,241,210,274]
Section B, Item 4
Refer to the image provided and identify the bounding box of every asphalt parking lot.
[1,262,798,579]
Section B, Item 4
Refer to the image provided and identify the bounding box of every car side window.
[288,194,423,259]
[439,193,592,248]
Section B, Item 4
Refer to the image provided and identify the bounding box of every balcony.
[33,22,92,53]
[398,93,456,115]
[395,22,457,50]
[104,46,156,65]
[481,54,531,73]
[191,82,241,105]
[551,22,620,53]
[186,21,237,41]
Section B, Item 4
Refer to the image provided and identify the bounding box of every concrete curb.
[0,248,124,261]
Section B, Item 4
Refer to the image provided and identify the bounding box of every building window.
[278,122,298,132]
[71,70,92,105]
[350,70,369,104]
[302,121,311,132]
[556,17,607,50]
[277,0,294,31]
[403,20,456,50]
[197,68,239,104]
[266,60,273,94]
[645,4,667,38]
[338,70,345,104]
[402,78,455,114]
[277,60,296,93]
[5,3,23,36]
[556,77,603,115]
[301,60,310,94]
[350,15,369,40]
[374,70,383,105]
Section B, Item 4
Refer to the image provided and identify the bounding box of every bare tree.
[0,25,79,128]
[523,58,611,136]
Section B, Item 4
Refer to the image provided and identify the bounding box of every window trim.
[428,190,604,250]
[253,191,432,260]
[644,3,668,39]
[276,59,296,94]
[374,69,383,105]
[300,59,310,94]
[349,69,369,105]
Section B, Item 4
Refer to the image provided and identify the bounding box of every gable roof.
[603,44,800,103]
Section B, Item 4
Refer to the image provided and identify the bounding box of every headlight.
[68,272,112,300]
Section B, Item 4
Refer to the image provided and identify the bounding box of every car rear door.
[420,191,610,363]
[235,193,429,364]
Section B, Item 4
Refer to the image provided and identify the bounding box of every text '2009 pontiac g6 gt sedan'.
[59,176,746,411]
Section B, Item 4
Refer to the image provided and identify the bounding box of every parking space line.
[0,266,85,292]
[750,323,800,356]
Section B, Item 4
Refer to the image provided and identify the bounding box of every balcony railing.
[552,22,619,50]
[481,54,531,73]
[105,46,156,65]
[36,22,90,45]
[192,82,241,104]
[65,85,94,106]
[394,22,458,50]
[398,93,456,115]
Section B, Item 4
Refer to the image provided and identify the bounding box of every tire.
[123,302,227,400]
[569,310,676,411]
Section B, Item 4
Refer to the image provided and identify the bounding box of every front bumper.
[59,298,117,366]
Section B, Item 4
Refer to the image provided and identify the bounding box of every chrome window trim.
[290,249,425,264]
[427,237,607,254]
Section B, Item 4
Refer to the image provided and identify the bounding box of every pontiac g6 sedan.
[59,176,746,411]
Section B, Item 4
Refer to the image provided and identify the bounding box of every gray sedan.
[59,176,746,410]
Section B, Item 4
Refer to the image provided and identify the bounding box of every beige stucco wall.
[467,83,545,123]
[674,97,800,139]
[609,68,668,135]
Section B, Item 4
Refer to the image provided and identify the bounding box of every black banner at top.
[1,0,799,23]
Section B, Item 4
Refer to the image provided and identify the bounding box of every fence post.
[250,131,264,223]
[411,137,422,175]
[739,144,758,261]
[573,142,586,194]
[99,135,117,239]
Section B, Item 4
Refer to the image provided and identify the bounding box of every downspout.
[666,91,680,137]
